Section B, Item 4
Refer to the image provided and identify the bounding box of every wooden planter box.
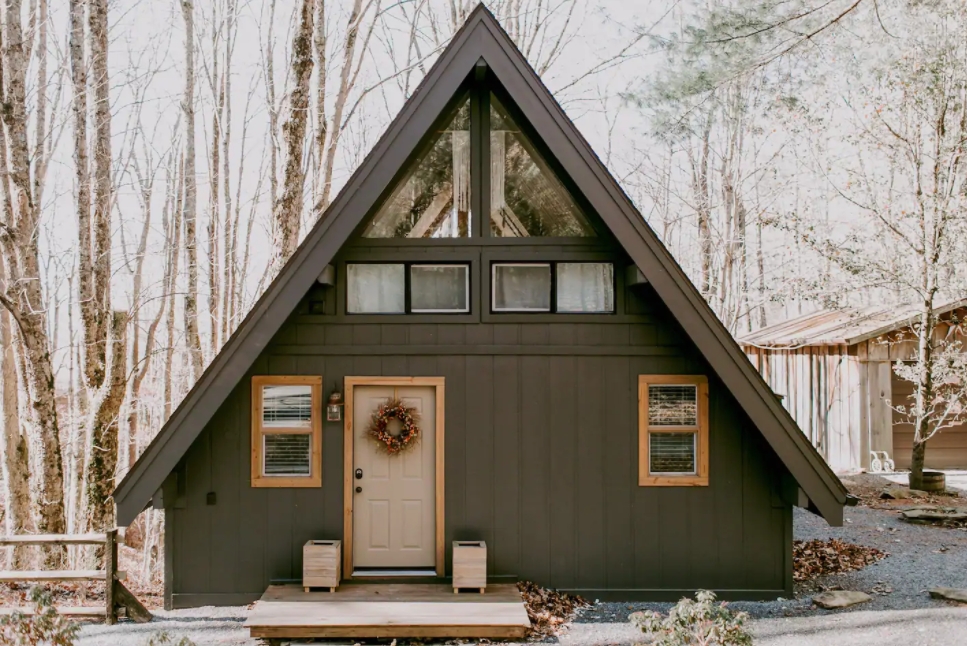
[452,540,486,593]
[303,540,341,592]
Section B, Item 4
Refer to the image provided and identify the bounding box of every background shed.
[739,301,967,472]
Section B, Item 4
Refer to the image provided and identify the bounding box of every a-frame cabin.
[115,4,846,619]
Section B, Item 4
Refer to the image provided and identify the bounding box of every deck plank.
[245,583,531,639]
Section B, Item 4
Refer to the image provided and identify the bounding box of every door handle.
[355,468,363,480]
[355,486,362,494]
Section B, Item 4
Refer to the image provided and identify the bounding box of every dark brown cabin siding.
[164,243,792,607]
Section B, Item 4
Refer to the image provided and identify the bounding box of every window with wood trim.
[251,376,322,487]
[638,375,708,486]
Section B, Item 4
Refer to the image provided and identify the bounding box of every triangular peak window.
[489,94,595,237]
[364,96,472,238]
[361,84,595,239]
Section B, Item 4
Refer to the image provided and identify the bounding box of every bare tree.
[0,0,68,558]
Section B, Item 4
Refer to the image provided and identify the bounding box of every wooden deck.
[244,583,531,639]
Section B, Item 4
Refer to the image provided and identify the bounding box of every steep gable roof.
[115,4,847,526]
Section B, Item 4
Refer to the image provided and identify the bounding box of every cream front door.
[353,385,436,569]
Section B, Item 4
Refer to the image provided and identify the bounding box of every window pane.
[364,97,471,238]
[492,264,551,311]
[263,434,312,476]
[648,384,698,427]
[557,263,614,313]
[262,384,312,428]
[490,95,594,237]
[411,265,469,313]
[649,432,696,474]
[347,264,405,313]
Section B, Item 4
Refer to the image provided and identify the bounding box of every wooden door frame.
[343,376,446,578]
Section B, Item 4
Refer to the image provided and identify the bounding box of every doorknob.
[355,468,363,480]
[355,486,362,493]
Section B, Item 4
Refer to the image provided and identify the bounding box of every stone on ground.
[881,487,912,500]
[929,587,967,603]
[900,508,967,523]
[812,590,872,609]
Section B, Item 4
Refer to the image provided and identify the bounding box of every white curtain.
[556,263,613,312]
[411,265,468,312]
[347,264,405,313]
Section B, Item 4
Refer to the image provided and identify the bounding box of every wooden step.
[0,570,106,582]
[0,606,107,618]
[0,533,120,546]
[246,583,531,640]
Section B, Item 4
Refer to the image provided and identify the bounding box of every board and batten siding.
[164,245,792,607]
[743,345,864,472]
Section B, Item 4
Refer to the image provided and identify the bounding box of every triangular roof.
[115,4,846,526]
[740,298,967,348]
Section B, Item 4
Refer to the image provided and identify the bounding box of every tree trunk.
[164,156,185,421]
[220,0,237,343]
[0,0,67,564]
[909,437,927,491]
[70,0,101,392]
[0,262,31,567]
[88,0,113,389]
[313,0,327,206]
[181,0,204,381]
[694,115,713,299]
[126,154,162,470]
[318,0,364,212]
[271,0,315,270]
[208,6,222,355]
[86,311,127,532]
[265,0,279,212]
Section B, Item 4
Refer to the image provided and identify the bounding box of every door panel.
[353,385,436,568]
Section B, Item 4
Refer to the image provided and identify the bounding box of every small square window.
[411,265,470,313]
[347,264,405,313]
[556,263,614,313]
[492,263,551,311]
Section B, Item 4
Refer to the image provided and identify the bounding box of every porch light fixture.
[326,385,344,422]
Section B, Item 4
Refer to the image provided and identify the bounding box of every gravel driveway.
[77,503,967,645]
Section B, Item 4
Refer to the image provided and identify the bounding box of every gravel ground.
[76,503,967,644]
[76,607,253,646]
[579,504,967,622]
[560,607,967,646]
